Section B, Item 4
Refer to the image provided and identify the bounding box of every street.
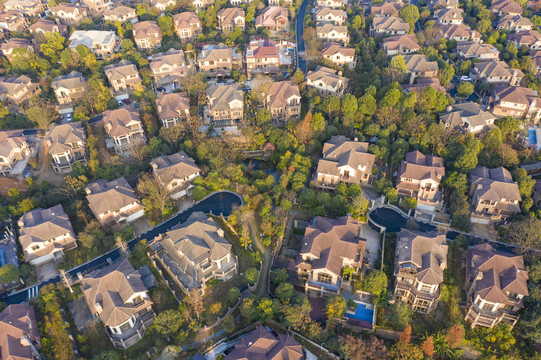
[296,0,309,73]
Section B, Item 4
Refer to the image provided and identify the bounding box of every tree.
[136,174,176,223]
[250,75,274,105]
[227,287,241,304]
[244,267,259,285]
[296,112,314,144]
[325,295,346,326]
[421,336,434,357]
[339,335,388,360]
[0,264,19,284]
[275,282,295,303]
[400,5,420,29]
[445,324,463,349]
[256,298,276,321]
[389,325,424,360]
[402,196,417,210]
[157,15,175,37]
[457,82,474,97]
[151,310,187,341]
[504,216,541,253]
[341,94,358,118]
[270,268,288,285]
[390,54,406,72]
[40,32,65,63]
[362,269,388,296]
[26,97,58,131]
[186,288,204,319]
[240,297,257,321]
[292,70,305,87]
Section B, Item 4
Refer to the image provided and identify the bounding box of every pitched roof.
[28,19,67,33]
[156,92,190,120]
[255,6,288,27]
[207,84,244,112]
[267,80,301,108]
[102,106,142,137]
[0,129,26,158]
[439,102,496,130]
[46,122,86,156]
[372,16,410,32]
[51,71,87,91]
[306,66,348,89]
[104,59,140,82]
[370,1,402,15]
[150,48,187,71]
[402,54,438,73]
[321,42,356,57]
[133,20,161,40]
[491,0,522,14]
[173,11,201,30]
[217,7,245,27]
[317,23,348,35]
[457,42,499,57]
[434,7,463,21]
[382,34,420,51]
[441,23,482,40]
[225,326,304,360]
[198,43,233,63]
[508,29,541,46]
[0,304,40,360]
[397,150,445,186]
[150,151,200,185]
[497,14,533,29]
[103,5,136,19]
[470,166,522,204]
[474,60,524,79]
[85,177,141,216]
[315,6,347,19]
[490,85,538,108]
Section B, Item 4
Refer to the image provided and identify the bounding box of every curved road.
[295,0,309,73]
[3,191,242,305]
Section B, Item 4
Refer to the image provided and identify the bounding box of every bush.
[270,268,288,285]
[227,287,241,304]
[244,267,259,285]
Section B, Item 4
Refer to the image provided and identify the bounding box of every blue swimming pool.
[529,129,537,146]
[346,302,374,324]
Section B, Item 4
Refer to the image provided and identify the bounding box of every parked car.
[66,113,72,122]
[117,100,123,107]
[460,76,472,82]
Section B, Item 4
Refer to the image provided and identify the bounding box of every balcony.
[308,278,340,292]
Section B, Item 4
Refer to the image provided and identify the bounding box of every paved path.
[295,0,309,73]
[247,213,272,296]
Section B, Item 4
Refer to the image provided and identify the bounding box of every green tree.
[456,82,474,97]
[325,295,346,327]
[150,310,188,341]
[227,287,241,304]
[362,269,388,296]
[399,5,420,29]
[26,97,58,131]
[244,267,259,284]
[402,196,417,210]
[256,298,276,321]
[390,54,406,72]
[157,15,175,37]
[240,297,257,321]
[40,32,65,63]
[0,264,19,284]
[341,94,358,118]
[270,268,288,285]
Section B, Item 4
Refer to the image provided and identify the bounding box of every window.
[317,273,332,284]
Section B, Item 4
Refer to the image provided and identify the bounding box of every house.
[464,243,528,329]
[224,326,304,360]
[156,92,190,128]
[434,7,463,24]
[497,14,533,31]
[3,0,45,16]
[50,3,87,24]
[370,2,402,17]
[382,34,420,56]
[402,54,439,82]
[491,0,522,16]
[314,135,376,188]
[316,23,349,44]
[0,304,41,360]
[470,61,524,86]
[255,6,289,33]
[314,7,347,24]
[217,7,245,31]
[305,66,349,97]
[18,205,77,265]
[441,24,482,43]
[69,30,116,59]
[80,258,155,348]
[82,0,114,13]
[507,30,541,50]
[316,0,346,9]
[52,71,88,112]
[206,84,244,128]
[294,215,367,298]
[245,39,294,78]
[439,103,497,135]
[101,106,146,155]
[46,123,87,174]
[269,0,291,4]
[198,44,236,79]
[150,151,201,198]
[396,151,445,220]
[133,21,162,49]
[104,59,142,96]
[150,0,176,11]
[231,0,252,4]
[394,229,448,314]
[457,42,500,60]
[490,85,541,121]
[0,11,28,31]
[266,80,301,126]
[149,48,189,89]
[0,130,32,177]
[370,16,409,36]
[429,0,458,8]
[322,42,356,68]
[173,12,202,41]
[150,212,238,294]
[0,75,40,106]
[402,78,447,95]
[86,177,145,227]
[1,39,33,60]
[28,19,68,35]
[530,50,541,74]
[103,6,137,23]
[469,166,521,224]
[192,0,213,9]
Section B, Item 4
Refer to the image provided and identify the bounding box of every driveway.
[362,226,380,267]
[36,260,59,283]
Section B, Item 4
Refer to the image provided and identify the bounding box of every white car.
[460,76,472,82]
[117,100,123,107]
[66,113,72,122]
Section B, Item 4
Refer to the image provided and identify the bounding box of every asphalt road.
[3,191,242,305]
[295,0,309,74]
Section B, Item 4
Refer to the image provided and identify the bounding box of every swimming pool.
[345,302,374,324]
[529,129,537,146]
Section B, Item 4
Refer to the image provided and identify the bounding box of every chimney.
[446,105,452,112]
[476,271,483,280]
[217,228,224,237]
[440,260,447,270]
[94,303,103,314]
[354,137,358,142]
[20,335,30,347]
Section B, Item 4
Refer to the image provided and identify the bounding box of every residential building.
[434,7,463,24]
[156,92,190,128]
[0,11,28,31]
[464,243,528,329]
[245,39,294,78]
[1,39,33,60]
[0,304,41,360]
[18,205,77,265]
[149,48,189,89]
[305,66,348,97]
[322,42,356,68]
[255,6,289,33]
[86,177,145,226]
[382,34,420,56]
[316,23,349,44]
[28,19,68,35]
[82,0,114,13]
[491,0,522,16]
[470,61,524,86]
[316,0,346,9]
[206,84,244,128]
[192,0,213,9]
[0,130,32,177]
[103,6,137,22]
[497,14,533,31]
[370,16,409,36]
[50,3,87,24]
[81,259,155,348]
[314,135,376,188]
[402,78,447,95]
[151,212,238,294]
[294,215,367,298]
[396,151,445,220]
[530,50,541,74]
[46,123,87,174]
[370,2,402,16]
[314,7,347,24]
[224,326,304,360]
[508,30,541,50]
[469,166,521,224]
[231,0,252,4]
[0,75,40,106]
[102,106,146,155]
[457,42,500,60]
[3,0,45,16]
[69,30,116,59]
[150,0,176,11]
[394,229,448,314]
[104,59,142,96]
[150,151,201,198]
[52,71,88,112]
[173,12,202,41]
[439,103,497,135]
[490,85,541,121]
[217,7,245,31]
[133,21,162,49]
[197,44,235,79]
[402,54,439,82]
[441,24,482,42]
[429,0,458,8]
[265,80,301,126]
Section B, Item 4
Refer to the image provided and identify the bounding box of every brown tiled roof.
[508,29,541,46]
[382,34,420,51]
[28,19,67,33]
[0,304,40,360]
[370,2,402,16]
[306,66,348,89]
[255,6,288,27]
[490,85,538,108]
[133,20,161,41]
[85,177,141,217]
[322,42,355,57]
[397,150,445,187]
[46,122,86,156]
[470,166,521,204]
[403,54,438,73]
[102,106,142,138]
[51,71,87,91]
[267,80,300,108]
[317,23,348,35]
[434,7,463,22]
[0,129,26,158]
[372,16,410,32]
[497,14,533,29]
[156,92,189,120]
[150,151,200,185]
[457,42,499,57]
[441,23,482,40]
[474,60,524,79]
[491,0,522,14]
[173,11,201,30]
[440,102,496,129]
[217,7,244,27]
